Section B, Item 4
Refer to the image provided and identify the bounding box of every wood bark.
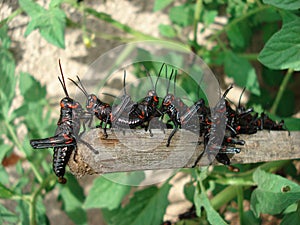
[68,129,300,177]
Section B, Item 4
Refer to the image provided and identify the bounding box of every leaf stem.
[29,174,55,225]
[297,200,300,217]
[238,53,259,60]
[208,5,270,42]
[215,35,227,52]
[29,197,36,225]
[4,120,43,183]
[193,0,202,44]
[0,8,23,27]
[84,7,160,41]
[236,186,244,225]
[210,160,290,210]
[270,68,294,114]
[211,185,242,210]
[259,160,291,173]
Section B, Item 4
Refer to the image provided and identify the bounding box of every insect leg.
[166,120,180,147]
[77,137,99,154]
[30,135,75,149]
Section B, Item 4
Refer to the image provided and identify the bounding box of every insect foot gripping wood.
[29,60,98,184]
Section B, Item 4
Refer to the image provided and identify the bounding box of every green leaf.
[263,0,300,10]
[102,208,120,224]
[279,10,299,25]
[253,7,281,24]
[0,167,10,185]
[0,48,16,103]
[277,90,295,117]
[184,182,195,203]
[250,168,300,217]
[224,51,260,95]
[261,67,284,87]
[19,0,66,48]
[19,72,46,102]
[83,176,131,210]
[0,204,19,224]
[84,172,144,210]
[176,220,200,225]
[24,102,55,138]
[16,199,30,225]
[49,0,64,8]
[35,196,50,224]
[194,183,227,225]
[227,0,249,18]
[18,0,45,16]
[241,210,261,225]
[281,117,300,131]
[15,161,26,177]
[258,18,300,71]
[10,104,29,121]
[59,175,87,225]
[0,24,11,49]
[226,21,252,50]
[281,211,300,225]
[110,183,172,225]
[261,23,281,45]
[159,24,176,38]
[27,8,66,48]
[0,182,15,199]
[169,4,195,27]
[283,202,298,214]
[0,142,13,162]
[153,0,174,11]
[202,10,218,27]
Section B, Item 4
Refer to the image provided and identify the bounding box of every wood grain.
[68,129,300,177]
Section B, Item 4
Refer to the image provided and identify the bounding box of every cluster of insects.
[30,61,287,183]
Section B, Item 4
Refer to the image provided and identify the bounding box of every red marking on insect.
[68,103,79,109]
[63,134,73,144]
[138,111,145,119]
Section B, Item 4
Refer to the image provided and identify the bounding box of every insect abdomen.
[53,146,74,183]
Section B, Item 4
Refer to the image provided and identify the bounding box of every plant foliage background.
[0,0,300,224]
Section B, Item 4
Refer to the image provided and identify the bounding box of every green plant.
[1,0,300,224]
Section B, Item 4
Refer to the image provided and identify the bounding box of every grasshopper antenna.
[166,68,175,94]
[173,69,178,96]
[68,76,89,97]
[142,64,155,91]
[102,92,120,99]
[238,87,246,109]
[155,63,165,91]
[76,76,89,97]
[123,70,127,95]
[223,84,234,99]
[58,59,69,97]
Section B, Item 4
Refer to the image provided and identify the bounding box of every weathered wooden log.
[68,129,299,177]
